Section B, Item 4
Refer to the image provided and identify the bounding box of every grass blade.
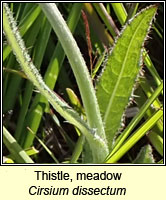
[3,126,34,163]
[111,3,127,25]
[110,81,163,156]
[105,109,163,163]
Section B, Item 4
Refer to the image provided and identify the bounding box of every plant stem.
[38,3,106,142]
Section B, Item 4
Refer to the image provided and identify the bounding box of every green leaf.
[111,3,127,25]
[96,5,157,151]
[147,131,163,156]
[133,145,155,164]
[3,126,34,163]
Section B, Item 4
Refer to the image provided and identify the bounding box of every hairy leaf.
[96,5,157,151]
[133,145,155,164]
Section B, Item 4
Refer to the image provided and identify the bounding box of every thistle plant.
[3,3,163,164]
